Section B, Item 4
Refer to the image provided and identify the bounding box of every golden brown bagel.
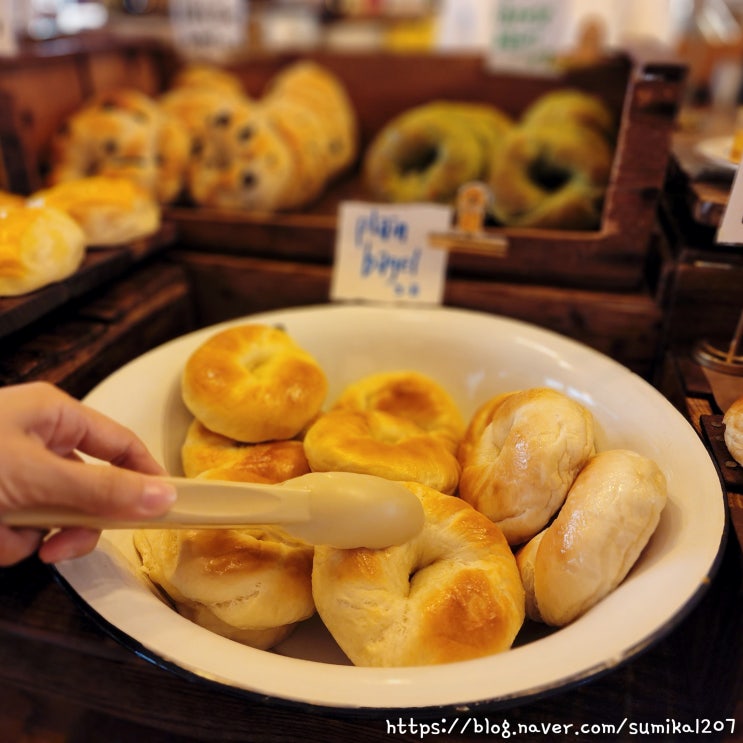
[0,203,86,296]
[723,396,743,466]
[457,387,595,545]
[181,418,311,481]
[134,525,315,649]
[303,409,461,494]
[331,370,465,452]
[311,482,525,667]
[516,449,667,626]
[181,324,328,443]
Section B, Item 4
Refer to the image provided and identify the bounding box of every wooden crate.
[0,38,686,290]
[165,48,686,290]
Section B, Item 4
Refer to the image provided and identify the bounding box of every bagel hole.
[399,143,438,174]
[528,155,571,192]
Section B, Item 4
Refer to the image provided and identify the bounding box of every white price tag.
[487,0,568,73]
[170,0,246,60]
[330,202,452,306]
[717,158,743,245]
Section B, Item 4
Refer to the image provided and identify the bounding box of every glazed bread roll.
[516,449,667,626]
[331,370,465,452]
[29,176,161,246]
[724,396,743,466]
[303,409,461,494]
[458,387,595,545]
[312,482,525,667]
[134,525,315,649]
[0,204,86,296]
[181,323,328,443]
[181,418,310,481]
[303,371,464,493]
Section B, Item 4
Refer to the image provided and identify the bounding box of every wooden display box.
[163,48,686,291]
[0,38,685,292]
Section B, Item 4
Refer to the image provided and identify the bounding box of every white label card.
[331,202,452,306]
[169,0,246,59]
[717,156,743,245]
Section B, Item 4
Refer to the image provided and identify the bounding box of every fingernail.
[140,481,177,514]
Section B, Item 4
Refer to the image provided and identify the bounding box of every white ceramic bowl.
[56,304,727,711]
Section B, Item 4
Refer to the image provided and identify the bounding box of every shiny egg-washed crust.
[181,418,311,481]
[331,370,465,451]
[516,449,667,627]
[0,204,86,296]
[312,482,525,667]
[303,370,464,493]
[181,323,327,443]
[303,409,461,494]
[133,525,315,650]
[457,387,595,545]
[723,396,743,466]
[29,176,161,247]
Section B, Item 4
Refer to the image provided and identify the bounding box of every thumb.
[5,452,176,519]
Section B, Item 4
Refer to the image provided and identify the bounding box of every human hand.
[0,382,176,565]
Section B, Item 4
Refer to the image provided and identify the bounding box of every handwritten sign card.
[330,202,452,306]
[169,0,246,61]
[487,0,568,73]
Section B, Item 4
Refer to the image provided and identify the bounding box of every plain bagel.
[312,482,525,667]
[516,449,667,626]
[457,387,595,545]
[181,323,327,443]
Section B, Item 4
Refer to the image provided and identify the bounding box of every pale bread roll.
[0,204,86,296]
[312,482,525,667]
[181,418,310,481]
[723,396,743,466]
[457,387,595,545]
[29,176,161,246]
[134,525,315,649]
[181,323,327,443]
[516,449,667,626]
